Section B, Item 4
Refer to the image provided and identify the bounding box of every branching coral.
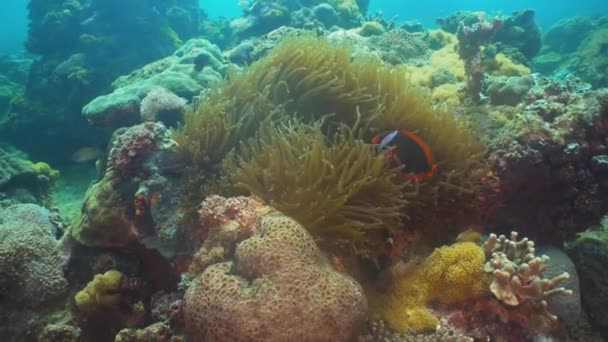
[484,232,573,327]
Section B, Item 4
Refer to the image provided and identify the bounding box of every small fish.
[372,129,437,180]
[71,147,104,163]
[237,0,250,9]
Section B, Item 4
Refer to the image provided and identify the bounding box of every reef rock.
[83,39,225,127]
[487,75,534,106]
[183,196,367,341]
[69,122,192,257]
[566,224,608,338]
[483,76,608,245]
[534,15,608,88]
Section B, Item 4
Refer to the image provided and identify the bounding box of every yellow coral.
[75,269,124,313]
[408,31,465,87]
[421,241,488,304]
[431,83,461,108]
[490,53,531,76]
[372,241,488,333]
[32,161,60,179]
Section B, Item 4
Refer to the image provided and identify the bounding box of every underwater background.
[2,0,608,341]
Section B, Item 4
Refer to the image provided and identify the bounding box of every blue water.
[0,1,28,53]
[1,1,607,53]
[200,0,608,30]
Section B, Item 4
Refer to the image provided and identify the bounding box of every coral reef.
[535,15,608,88]
[83,39,225,127]
[456,15,503,100]
[176,35,486,252]
[5,0,200,163]
[481,77,608,244]
[183,196,367,341]
[493,9,542,61]
[70,122,193,257]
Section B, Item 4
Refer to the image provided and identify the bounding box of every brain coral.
[0,204,67,309]
[183,196,367,341]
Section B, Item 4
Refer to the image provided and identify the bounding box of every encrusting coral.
[74,269,145,329]
[183,196,367,341]
[484,232,573,325]
[175,35,486,252]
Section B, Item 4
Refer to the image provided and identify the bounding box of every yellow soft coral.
[490,53,531,76]
[422,241,488,304]
[75,269,124,313]
[408,30,465,87]
[431,83,461,108]
[372,241,488,333]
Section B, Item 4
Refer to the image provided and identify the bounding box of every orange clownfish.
[372,129,437,180]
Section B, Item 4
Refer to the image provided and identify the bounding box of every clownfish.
[372,129,437,180]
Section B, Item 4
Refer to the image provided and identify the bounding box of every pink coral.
[107,122,177,177]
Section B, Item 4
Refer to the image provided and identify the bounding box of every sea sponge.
[183,197,367,341]
[373,241,488,333]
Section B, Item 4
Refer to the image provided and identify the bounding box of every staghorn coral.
[175,35,485,249]
[183,196,367,341]
[221,121,405,255]
[372,241,487,333]
[483,232,573,330]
